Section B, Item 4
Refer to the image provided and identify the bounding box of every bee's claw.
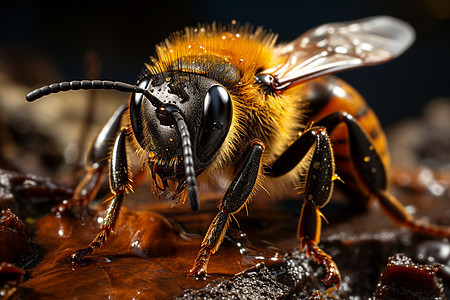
[70,247,92,264]
[187,265,207,278]
[322,269,341,289]
[302,240,341,288]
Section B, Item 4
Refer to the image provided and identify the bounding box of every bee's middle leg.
[267,127,341,287]
[188,141,264,277]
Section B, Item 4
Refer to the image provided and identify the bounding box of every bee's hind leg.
[317,111,450,237]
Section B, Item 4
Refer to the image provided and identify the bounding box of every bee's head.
[129,71,232,186]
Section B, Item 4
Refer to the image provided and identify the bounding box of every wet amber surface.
[20,192,290,299]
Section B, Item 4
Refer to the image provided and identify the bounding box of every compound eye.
[129,78,150,149]
[197,85,232,164]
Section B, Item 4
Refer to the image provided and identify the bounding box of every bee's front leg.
[188,141,264,277]
[53,104,127,215]
[71,128,132,263]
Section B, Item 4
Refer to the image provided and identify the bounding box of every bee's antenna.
[170,109,200,212]
[26,80,163,108]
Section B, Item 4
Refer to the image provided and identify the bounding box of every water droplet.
[364,156,370,162]
[213,122,223,130]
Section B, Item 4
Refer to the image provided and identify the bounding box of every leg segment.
[376,190,450,237]
[54,104,127,214]
[298,202,340,286]
[188,141,264,276]
[315,111,387,190]
[71,128,132,262]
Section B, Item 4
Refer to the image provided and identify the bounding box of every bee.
[26,16,450,288]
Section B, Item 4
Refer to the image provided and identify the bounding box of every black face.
[129,71,232,179]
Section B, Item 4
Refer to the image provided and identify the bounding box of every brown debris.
[375,254,445,299]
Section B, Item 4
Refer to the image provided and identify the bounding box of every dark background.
[1,0,449,125]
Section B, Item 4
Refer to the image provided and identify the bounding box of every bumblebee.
[26,16,450,288]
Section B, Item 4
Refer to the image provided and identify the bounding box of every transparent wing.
[263,16,415,91]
